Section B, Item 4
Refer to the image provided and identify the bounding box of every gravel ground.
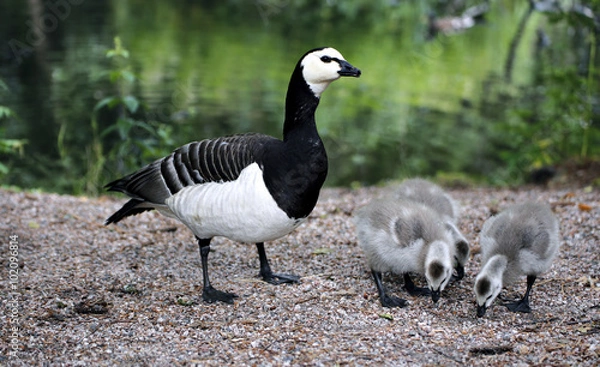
[1,184,599,366]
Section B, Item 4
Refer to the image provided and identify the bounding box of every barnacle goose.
[354,197,455,307]
[394,178,470,281]
[474,202,560,317]
[105,47,360,304]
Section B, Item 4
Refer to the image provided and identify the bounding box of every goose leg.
[404,273,431,297]
[256,242,300,284]
[372,270,408,308]
[451,264,465,282]
[197,237,238,304]
[504,275,535,313]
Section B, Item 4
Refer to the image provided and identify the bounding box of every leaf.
[93,96,119,112]
[379,313,393,320]
[577,325,592,333]
[106,36,130,59]
[0,139,27,154]
[116,118,134,140]
[578,203,592,212]
[100,124,118,138]
[109,70,122,83]
[106,49,129,59]
[132,120,156,135]
[122,284,140,295]
[177,297,194,306]
[312,247,332,255]
[120,70,136,83]
[0,106,13,119]
[0,162,8,175]
[122,95,140,113]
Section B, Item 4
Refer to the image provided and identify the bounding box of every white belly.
[164,163,302,243]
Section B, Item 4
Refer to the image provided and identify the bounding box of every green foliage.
[84,37,175,195]
[0,80,27,177]
[1,1,598,193]
[481,5,600,185]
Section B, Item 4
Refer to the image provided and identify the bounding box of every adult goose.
[474,201,560,317]
[105,47,361,304]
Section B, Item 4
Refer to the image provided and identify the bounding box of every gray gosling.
[354,197,455,308]
[395,178,470,280]
[474,201,560,317]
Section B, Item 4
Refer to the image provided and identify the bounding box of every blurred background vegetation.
[0,0,598,195]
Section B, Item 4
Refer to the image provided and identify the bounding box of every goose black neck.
[283,66,320,142]
[262,63,328,220]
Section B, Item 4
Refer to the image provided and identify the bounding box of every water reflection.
[1,1,591,192]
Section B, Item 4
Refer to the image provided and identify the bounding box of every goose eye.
[320,56,332,63]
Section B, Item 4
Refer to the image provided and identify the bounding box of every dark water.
[1,1,595,193]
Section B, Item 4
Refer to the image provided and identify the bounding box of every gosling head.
[300,47,361,97]
[425,241,453,303]
[474,255,507,317]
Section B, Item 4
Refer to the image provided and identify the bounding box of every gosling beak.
[431,289,441,303]
[337,60,361,77]
[477,304,487,318]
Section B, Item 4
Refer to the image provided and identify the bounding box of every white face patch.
[425,241,453,292]
[474,255,507,308]
[301,47,347,97]
[475,274,503,309]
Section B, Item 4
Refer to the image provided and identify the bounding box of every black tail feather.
[105,199,154,225]
[104,174,134,194]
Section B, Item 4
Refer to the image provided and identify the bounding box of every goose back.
[395,178,458,222]
[480,202,559,284]
[354,198,453,275]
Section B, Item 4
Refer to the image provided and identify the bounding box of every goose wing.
[105,133,277,223]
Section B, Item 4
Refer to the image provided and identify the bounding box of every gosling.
[474,201,560,317]
[354,197,455,308]
[395,178,470,280]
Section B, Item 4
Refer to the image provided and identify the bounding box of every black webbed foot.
[261,271,300,285]
[407,287,432,297]
[451,265,465,282]
[502,275,536,313]
[504,298,531,313]
[404,273,431,297]
[371,270,408,308]
[256,242,300,285]
[380,294,409,308]
[197,238,236,304]
[202,285,238,304]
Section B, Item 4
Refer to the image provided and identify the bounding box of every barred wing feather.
[105,133,276,223]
